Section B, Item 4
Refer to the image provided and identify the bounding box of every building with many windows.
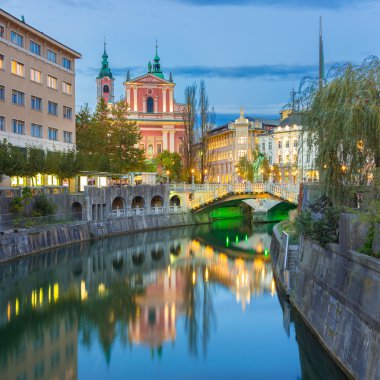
[257,112,318,183]
[206,108,280,183]
[0,9,81,152]
[96,44,185,159]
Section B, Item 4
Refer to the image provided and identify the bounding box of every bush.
[296,207,340,247]
[33,194,56,217]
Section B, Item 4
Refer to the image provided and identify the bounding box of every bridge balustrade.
[110,205,183,218]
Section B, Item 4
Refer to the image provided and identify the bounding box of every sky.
[2,0,379,123]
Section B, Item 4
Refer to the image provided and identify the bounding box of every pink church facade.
[97,45,185,159]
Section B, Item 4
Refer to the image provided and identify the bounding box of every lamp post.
[166,170,170,184]
[191,169,195,187]
[204,169,208,185]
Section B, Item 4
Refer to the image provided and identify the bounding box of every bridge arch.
[151,248,164,261]
[169,195,181,206]
[112,196,125,210]
[132,252,145,265]
[151,195,164,207]
[131,196,145,208]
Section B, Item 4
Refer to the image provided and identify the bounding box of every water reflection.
[0,220,347,380]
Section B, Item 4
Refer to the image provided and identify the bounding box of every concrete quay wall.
[271,224,380,380]
[0,213,196,264]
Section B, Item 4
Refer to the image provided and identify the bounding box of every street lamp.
[204,169,208,184]
[260,168,264,183]
[166,170,170,184]
[191,169,195,185]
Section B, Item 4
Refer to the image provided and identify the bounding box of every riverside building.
[0,9,81,186]
[97,44,185,159]
[206,108,279,184]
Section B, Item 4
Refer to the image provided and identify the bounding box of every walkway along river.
[0,218,348,380]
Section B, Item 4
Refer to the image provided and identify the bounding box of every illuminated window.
[0,54,3,69]
[11,31,23,47]
[63,106,72,119]
[48,101,58,115]
[11,60,24,76]
[237,136,247,144]
[30,40,41,56]
[62,57,71,70]
[237,150,246,158]
[31,96,42,111]
[147,97,154,113]
[12,119,24,134]
[47,75,57,89]
[47,49,57,63]
[0,85,4,101]
[12,90,24,106]
[62,82,72,95]
[30,68,42,83]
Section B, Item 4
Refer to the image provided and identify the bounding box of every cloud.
[79,63,319,80]
[166,0,373,9]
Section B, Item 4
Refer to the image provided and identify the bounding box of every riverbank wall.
[0,213,196,264]
[270,222,380,380]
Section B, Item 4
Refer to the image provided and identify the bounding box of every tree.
[182,83,197,183]
[155,150,183,182]
[198,80,213,183]
[26,146,46,185]
[236,156,253,182]
[109,99,145,172]
[298,56,380,206]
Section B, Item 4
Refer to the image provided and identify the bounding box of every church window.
[148,144,153,154]
[103,84,109,93]
[147,97,154,113]
[157,144,162,154]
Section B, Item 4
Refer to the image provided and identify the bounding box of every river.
[0,218,347,380]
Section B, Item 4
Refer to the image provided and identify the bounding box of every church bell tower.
[96,42,114,104]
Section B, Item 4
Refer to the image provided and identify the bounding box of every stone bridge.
[169,183,299,213]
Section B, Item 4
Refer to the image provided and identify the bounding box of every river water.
[0,218,347,380]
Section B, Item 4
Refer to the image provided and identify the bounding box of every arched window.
[294,139,298,147]
[103,84,109,93]
[286,140,290,148]
[278,154,282,164]
[147,97,154,113]
[278,141,282,149]
[148,144,153,155]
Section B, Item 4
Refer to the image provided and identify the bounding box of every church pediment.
[128,73,172,85]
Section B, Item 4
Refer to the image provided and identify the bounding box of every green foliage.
[155,150,183,182]
[9,197,24,216]
[359,200,380,257]
[32,194,56,217]
[299,56,380,206]
[296,207,340,246]
[76,98,145,173]
[236,156,253,182]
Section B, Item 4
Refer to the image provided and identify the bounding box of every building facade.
[206,108,280,183]
[0,9,81,152]
[97,46,185,159]
[257,112,318,183]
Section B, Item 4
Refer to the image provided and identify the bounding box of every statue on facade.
[252,152,265,182]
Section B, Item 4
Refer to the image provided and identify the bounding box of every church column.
[143,97,147,113]
[169,89,173,113]
[162,88,167,113]
[126,85,131,107]
[163,131,168,150]
[154,96,158,113]
[169,131,175,153]
[133,86,138,112]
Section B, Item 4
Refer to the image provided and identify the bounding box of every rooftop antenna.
[21,15,25,23]
[319,16,324,89]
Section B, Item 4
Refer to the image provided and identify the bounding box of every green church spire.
[150,38,164,79]
[97,42,113,79]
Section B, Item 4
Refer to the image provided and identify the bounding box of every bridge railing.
[186,182,299,210]
[110,205,183,218]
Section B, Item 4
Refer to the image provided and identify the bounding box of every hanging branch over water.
[294,56,380,206]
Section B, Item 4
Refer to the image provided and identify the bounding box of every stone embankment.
[0,213,195,263]
[271,216,380,380]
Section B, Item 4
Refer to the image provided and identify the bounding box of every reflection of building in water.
[0,314,78,380]
[185,239,275,310]
[129,268,185,347]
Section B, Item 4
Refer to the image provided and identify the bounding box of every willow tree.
[299,56,380,206]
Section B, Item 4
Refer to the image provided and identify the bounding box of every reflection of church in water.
[96,43,186,159]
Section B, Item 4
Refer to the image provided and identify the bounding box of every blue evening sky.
[2,0,379,123]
